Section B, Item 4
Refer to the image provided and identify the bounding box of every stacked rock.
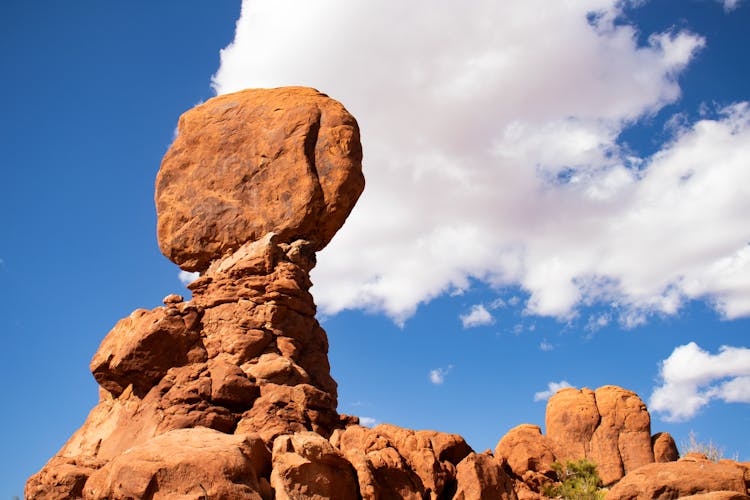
[27,87,365,499]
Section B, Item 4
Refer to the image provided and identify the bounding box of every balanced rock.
[27,88,362,499]
[156,87,364,272]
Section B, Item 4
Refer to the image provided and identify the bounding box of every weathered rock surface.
[270,431,359,499]
[28,88,360,499]
[156,87,364,272]
[546,385,654,485]
[651,431,679,463]
[28,87,744,500]
[495,424,557,478]
[82,427,269,500]
[454,452,517,500]
[606,455,749,500]
[330,423,473,500]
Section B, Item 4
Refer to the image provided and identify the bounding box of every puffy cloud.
[460,304,494,329]
[534,380,574,402]
[178,270,200,286]
[359,416,377,427]
[213,1,750,325]
[650,342,750,421]
[429,365,452,385]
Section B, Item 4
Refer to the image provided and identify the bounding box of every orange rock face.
[652,431,679,463]
[81,428,269,500]
[155,87,364,272]
[606,456,749,500]
[495,424,557,478]
[546,386,654,485]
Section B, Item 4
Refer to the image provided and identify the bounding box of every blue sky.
[2,1,749,497]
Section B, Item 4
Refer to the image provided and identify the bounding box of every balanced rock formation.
[27,87,364,499]
[27,87,747,499]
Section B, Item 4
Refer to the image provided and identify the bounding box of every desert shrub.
[543,458,605,500]
[681,430,737,462]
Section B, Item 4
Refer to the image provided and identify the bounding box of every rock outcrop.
[545,386,655,485]
[27,87,747,499]
[27,87,364,499]
[606,454,750,500]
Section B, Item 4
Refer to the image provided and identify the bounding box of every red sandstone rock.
[25,456,105,500]
[270,431,359,499]
[680,493,750,500]
[155,87,364,272]
[606,456,748,500]
[495,424,558,478]
[454,452,518,500]
[651,431,679,463]
[82,427,269,500]
[90,304,205,397]
[589,385,654,485]
[546,385,654,485]
[546,387,599,459]
[328,423,472,500]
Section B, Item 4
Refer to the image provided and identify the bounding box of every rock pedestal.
[27,87,364,499]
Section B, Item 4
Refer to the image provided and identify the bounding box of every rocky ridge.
[27,88,749,499]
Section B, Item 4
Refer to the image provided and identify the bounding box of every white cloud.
[359,416,377,427]
[650,342,750,422]
[213,1,750,325]
[720,0,743,12]
[534,380,574,402]
[178,270,200,286]
[586,313,610,332]
[539,340,555,352]
[430,365,453,385]
[460,304,494,329]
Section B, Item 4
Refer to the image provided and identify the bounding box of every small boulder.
[270,431,359,500]
[454,452,518,500]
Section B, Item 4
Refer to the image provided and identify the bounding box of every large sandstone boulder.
[81,427,270,500]
[546,387,599,458]
[495,424,557,478]
[270,431,359,499]
[546,386,654,485]
[156,87,364,272]
[606,456,749,500]
[454,452,518,500]
[330,424,472,500]
[651,431,679,463]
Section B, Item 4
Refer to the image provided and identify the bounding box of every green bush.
[543,458,605,500]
